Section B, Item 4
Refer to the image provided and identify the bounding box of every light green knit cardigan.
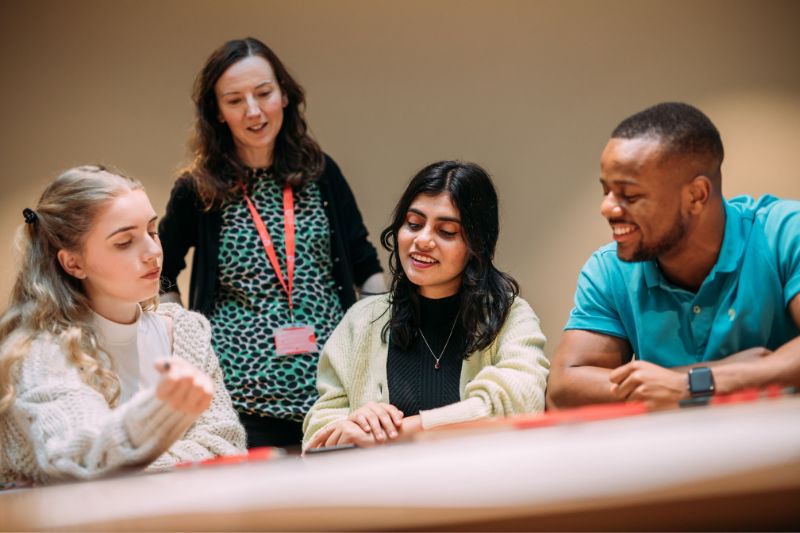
[303,294,549,448]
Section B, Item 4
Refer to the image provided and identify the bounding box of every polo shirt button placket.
[689,304,702,352]
[689,302,713,356]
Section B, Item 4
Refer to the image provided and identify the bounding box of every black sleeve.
[324,156,383,286]
[158,175,199,295]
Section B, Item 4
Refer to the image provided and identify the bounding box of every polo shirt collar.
[643,257,666,289]
[642,198,745,289]
[713,199,746,274]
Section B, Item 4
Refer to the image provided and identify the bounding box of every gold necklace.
[419,314,459,370]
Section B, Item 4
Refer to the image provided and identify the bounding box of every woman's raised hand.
[154,358,213,415]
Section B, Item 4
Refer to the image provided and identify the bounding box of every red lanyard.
[240,181,296,317]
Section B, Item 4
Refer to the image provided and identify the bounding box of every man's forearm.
[672,346,771,373]
[712,337,800,394]
[547,366,619,409]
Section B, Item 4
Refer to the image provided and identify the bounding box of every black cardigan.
[158,155,383,316]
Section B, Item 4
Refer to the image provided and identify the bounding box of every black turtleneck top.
[386,292,465,417]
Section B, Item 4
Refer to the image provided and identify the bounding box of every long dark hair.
[380,161,519,354]
[187,37,324,210]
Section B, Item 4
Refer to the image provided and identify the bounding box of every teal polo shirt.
[565,195,800,367]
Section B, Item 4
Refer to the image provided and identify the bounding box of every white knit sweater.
[0,303,246,484]
[303,294,549,449]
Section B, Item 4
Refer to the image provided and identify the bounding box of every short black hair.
[611,102,724,164]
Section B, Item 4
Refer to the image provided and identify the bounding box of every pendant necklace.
[419,313,459,370]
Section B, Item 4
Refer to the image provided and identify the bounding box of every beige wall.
[0,0,798,356]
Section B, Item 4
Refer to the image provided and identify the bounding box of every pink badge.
[274,325,317,355]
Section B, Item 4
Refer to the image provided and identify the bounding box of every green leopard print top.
[210,168,344,422]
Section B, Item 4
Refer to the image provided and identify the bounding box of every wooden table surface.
[2,396,799,531]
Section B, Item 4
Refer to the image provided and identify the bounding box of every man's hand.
[609,360,688,409]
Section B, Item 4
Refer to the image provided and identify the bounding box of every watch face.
[689,367,715,397]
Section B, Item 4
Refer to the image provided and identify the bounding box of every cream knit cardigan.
[0,303,246,484]
[303,294,549,448]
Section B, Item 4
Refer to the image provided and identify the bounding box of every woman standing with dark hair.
[159,37,384,449]
[304,161,548,450]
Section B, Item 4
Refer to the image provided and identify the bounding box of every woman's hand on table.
[307,404,429,450]
[308,419,376,449]
[397,414,423,440]
[347,402,404,442]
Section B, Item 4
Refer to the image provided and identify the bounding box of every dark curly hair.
[187,37,324,210]
[380,161,519,355]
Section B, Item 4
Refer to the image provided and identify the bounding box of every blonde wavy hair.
[0,165,157,415]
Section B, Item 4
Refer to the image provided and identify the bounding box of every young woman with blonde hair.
[0,165,245,485]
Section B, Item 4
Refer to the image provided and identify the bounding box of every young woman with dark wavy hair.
[158,37,384,449]
[304,161,549,450]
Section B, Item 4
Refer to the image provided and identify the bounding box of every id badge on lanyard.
[241,181,317,356]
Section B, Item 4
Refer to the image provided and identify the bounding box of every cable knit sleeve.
[147,306,246,470]
[7,337,197,484]
[419,298,550,429]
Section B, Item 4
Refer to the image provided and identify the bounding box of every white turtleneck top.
[92,307,171,403]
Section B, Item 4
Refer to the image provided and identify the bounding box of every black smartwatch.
[688,366,715,398]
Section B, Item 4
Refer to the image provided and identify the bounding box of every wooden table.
[2,396,799,531]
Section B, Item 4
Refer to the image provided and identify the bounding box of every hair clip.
[22,208,38,225]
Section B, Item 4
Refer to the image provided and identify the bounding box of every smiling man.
[547,102,800,409]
